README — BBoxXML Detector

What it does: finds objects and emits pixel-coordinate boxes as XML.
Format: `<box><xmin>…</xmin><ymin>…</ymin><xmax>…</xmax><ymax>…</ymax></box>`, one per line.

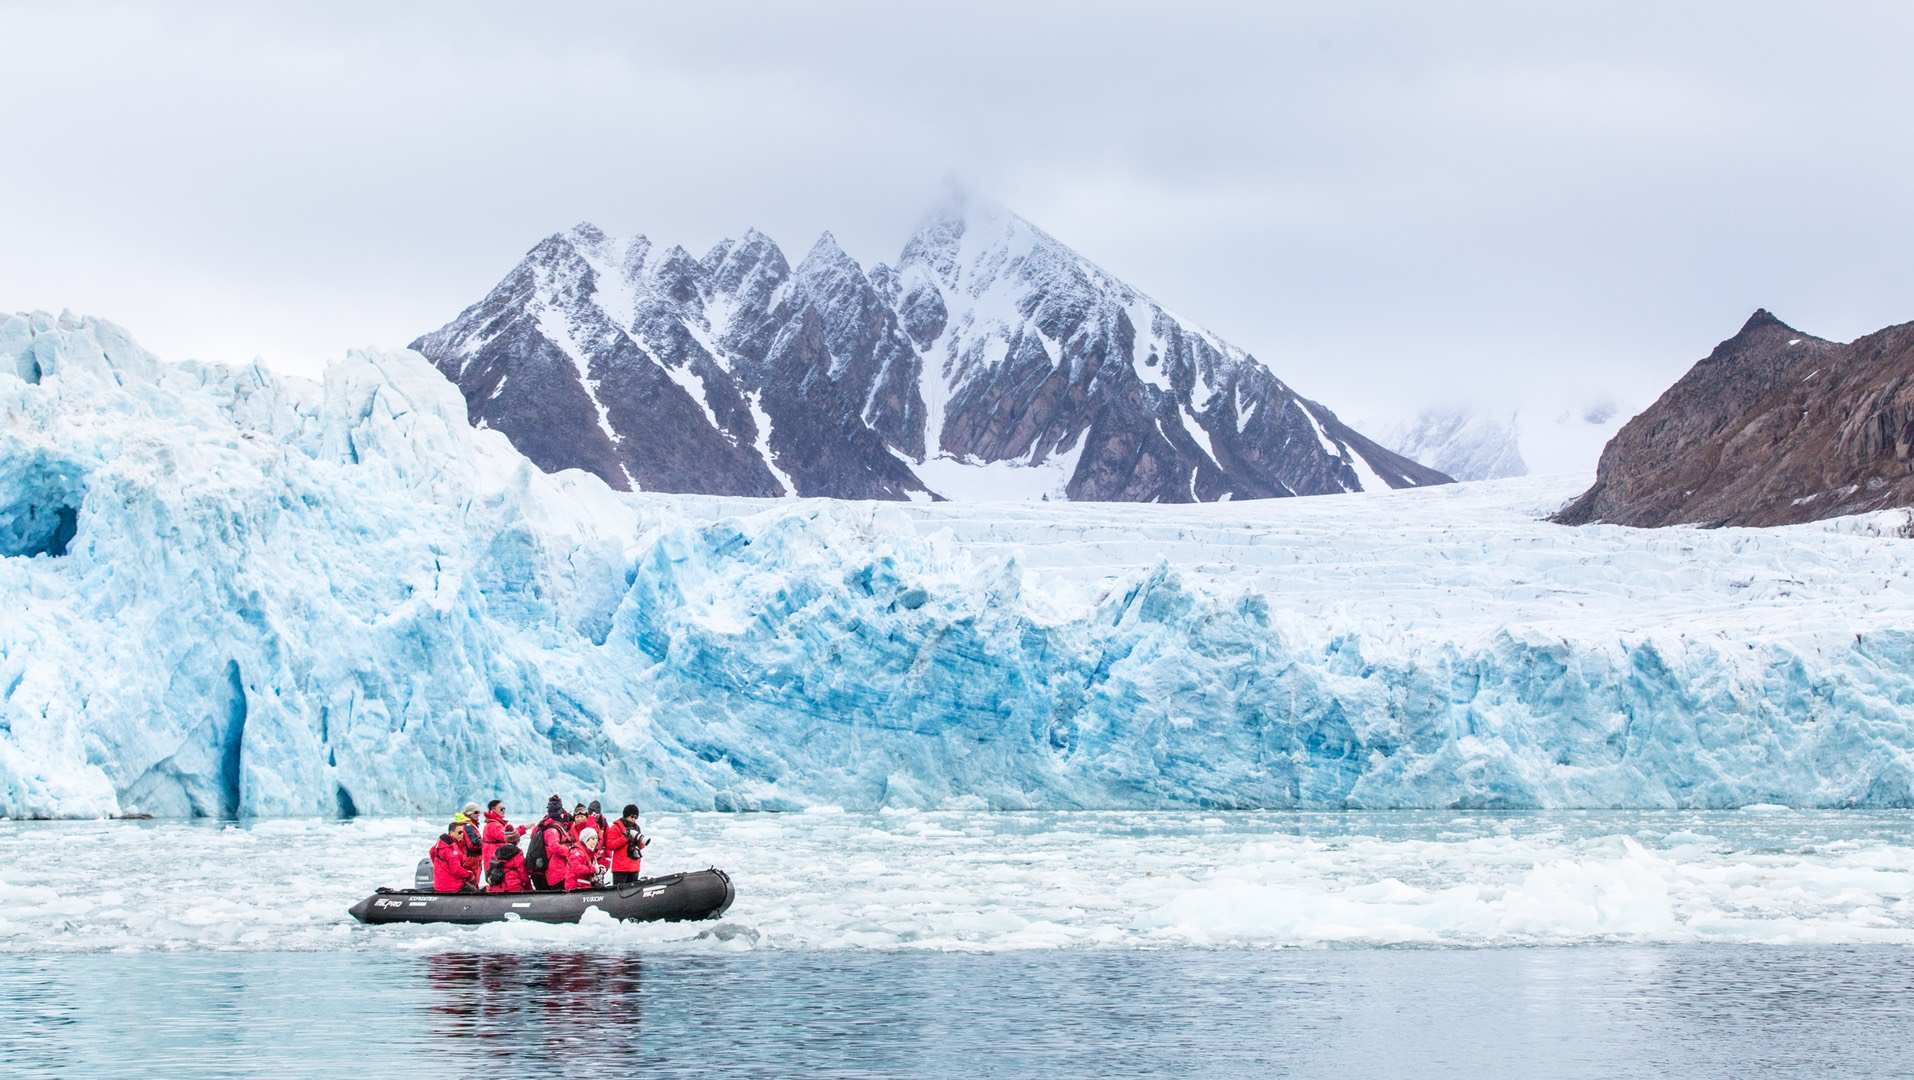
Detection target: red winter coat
<box><xmin>430</xmin><ymin>835</ymin><xmax>475</xmax><ymax>893</ymax></box>
<box><xmin>605</xmin><ymin>818</ymin><xmax>647</xmax><ymax>874</ymax></box>
<box><xmin>569</xmin><ymin>814</ymin><xmax>604</xmax><ymax>865</ymax></box>
<box><xmin>539</xmin><ymin>824</ymin><xmax>572</xmax><ymax>889</ymax></box>
<box><xmin>564</xmin><ymin>841</ymin><xmax>600</xmax><ymax>891</ymax></box>
<box><xmin>486</xmin><ymin>848</ymin><xmax>532</xmax><ymax>893</ymax></box>
<box><xmin>454</xmin><ymin>820</ymin><xmax>484</xmax><ymax>879</ymax></box>
<box><xmin>482</xmin><ymin>810</ymin><xmax>526</xmax><ymax>868</ymax></box>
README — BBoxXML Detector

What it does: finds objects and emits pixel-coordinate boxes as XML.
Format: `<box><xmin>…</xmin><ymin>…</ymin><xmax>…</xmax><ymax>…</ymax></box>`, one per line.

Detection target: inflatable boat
<box><xmin>348</xmin><ymin>869</ymin><xmax>734</xmax><ymax>926</ymax></box>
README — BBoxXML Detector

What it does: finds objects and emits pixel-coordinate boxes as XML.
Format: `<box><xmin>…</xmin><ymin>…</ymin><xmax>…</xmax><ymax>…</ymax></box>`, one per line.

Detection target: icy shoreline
<box><xmin>2</xmin><ymin>311</ymin><xmax>1913</xmax><ymax>817</ymax></box>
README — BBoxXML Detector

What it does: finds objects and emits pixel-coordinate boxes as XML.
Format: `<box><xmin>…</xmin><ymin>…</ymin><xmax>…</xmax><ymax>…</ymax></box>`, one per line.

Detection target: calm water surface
<box><xmin>3</xmin><ymin>946</ymin><xmax>1911</xmax><ymax>1078</ymax></box>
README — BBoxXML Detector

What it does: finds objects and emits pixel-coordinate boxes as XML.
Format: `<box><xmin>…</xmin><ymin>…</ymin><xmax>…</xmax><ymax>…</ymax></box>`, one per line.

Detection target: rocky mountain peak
<box><xmin>645</xmin><ymin>244</ymin><xmax>706</xmax><ymax>305</ymax></box>
<box><xmin>897</xmin><ymin>186</ymin><xmax>1005</xmax><ymax>287</ymax></box>
<box><xmin>1555</xmin><ymin>308</ymin><xmax>1914</xmax><ymax>528</ymax></box>
<box><xmin>562</xmin><ymin>220</ymin><xmax>609</xmax><ymax>249</ymax></box>
<box><xmin>795</xmin><ymin>230</ymin><xmax>863</xmax><ymax>282</ymax></box>
<box><xmin>705</xmin><ymin>229</ymin><xmax>789</xmax><ymax>298</ymax></box>
<box><xmin>413</xmin><ymin>193</ymin><xmax>1450</xmax><ymax>503</ymax></box>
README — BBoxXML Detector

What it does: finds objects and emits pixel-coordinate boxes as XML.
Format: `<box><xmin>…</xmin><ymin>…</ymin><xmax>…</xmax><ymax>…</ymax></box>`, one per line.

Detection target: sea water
<box><xmin>3</xmin><ymin>811</ymin><xmax>1912</xmax><ymax>1077</ymax></box>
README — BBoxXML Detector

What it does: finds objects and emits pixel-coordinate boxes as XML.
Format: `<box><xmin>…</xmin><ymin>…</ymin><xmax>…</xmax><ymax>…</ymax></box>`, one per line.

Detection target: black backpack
<box><xmin>526</xmin><ymin>826</ymin><xmax>549</xmax><ymax>873</ymax></box>
<box><xmin>486</xmin><ymin>857</ymin><xmax>508</xmax><ymax>888</ymax></box>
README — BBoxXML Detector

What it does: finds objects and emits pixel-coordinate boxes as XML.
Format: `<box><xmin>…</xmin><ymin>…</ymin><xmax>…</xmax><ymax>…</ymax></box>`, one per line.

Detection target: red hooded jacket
<box><xmin>568</xmin><ymin>812</ymin><xmax>603</xmax><ymax>842</ymax></box>
<box><xmin>481</xmin><ymin>809</ymin><xmax>526</xmax><ymax>867</ymax></box>
<box><xmin>430</xmin><ymin>835</ymin><xmax>475</xmax><ymax>893</ymax></box>
<box><xmin>486</xmin><ymin>847</ymin><xmax>532</xmax><ymax>893</ymax></box>
<box><xmin>453</xmin><ymin>819</ymin><xmax>484</xmax><ymax>879</ymax></box>
<box><xmin>565</xmin><ymin>839</ymin><xmax>601</xmax><ymax>891</ymax></box>
<box><xmin>538</xmin><ymin>824</ymin><xmax>572</xmax><ymax>889</ymax></box>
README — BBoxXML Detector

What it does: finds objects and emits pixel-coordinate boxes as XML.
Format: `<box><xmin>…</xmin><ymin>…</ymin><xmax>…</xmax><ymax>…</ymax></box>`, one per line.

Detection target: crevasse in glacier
<box><xmin>1</xmin><ymin>310</ymin><xmax>1911</xmax><ymax>817</ymax></box>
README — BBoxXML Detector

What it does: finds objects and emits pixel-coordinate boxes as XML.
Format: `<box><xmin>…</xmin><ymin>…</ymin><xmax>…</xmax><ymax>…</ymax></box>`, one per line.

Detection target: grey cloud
<box><xmin>2</xmin><ymin>0</ymin><xmax>1909</xmax><ymax>424</ymax></box>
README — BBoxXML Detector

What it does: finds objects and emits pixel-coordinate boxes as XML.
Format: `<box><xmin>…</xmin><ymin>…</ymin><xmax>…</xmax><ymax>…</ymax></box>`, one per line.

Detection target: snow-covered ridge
<box><xmin>3</xmin><ymin>311</ymin><xmax>1913</xmax><ymax>817</ymax></box>
<box><xmin>1375</xmin><ymin>400</ymin><xmax>1637</xmax><ymax>481</ymax></box>
<box><xmin>414</xmin><ymin>189</ymin><xmax>1448</xmax><ymax>503</ymax></box>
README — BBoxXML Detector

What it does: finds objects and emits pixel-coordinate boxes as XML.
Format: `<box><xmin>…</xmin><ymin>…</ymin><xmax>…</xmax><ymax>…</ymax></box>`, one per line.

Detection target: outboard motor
<box><xmin>414</xmin><ymin>857</ymin><xmax>433</xmax><ymax>891</ymax></box>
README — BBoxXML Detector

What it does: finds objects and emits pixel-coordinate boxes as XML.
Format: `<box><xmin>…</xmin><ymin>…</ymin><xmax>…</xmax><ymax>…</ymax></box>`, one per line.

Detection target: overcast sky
<box><xmin>4</xmin><ymin>1</ymin><xmax>1911</xmax><ymax>422</ymax></box>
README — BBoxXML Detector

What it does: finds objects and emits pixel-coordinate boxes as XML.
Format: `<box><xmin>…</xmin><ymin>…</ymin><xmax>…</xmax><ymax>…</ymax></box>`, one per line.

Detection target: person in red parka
<box><xmin>430</xmin><ymin>831</ymin><xmax>477</xmax><ymax>893</ymax></box>
<box><xmin>526</xmin><ymin>795</ymin><xmax>572</xmax><ymax>891</ymax></box>
<box><xmin>453</xmin><ymin>804</ymin><xmax>484</xmax><ymax>880</ymax></box>
<box><xmin>580</xmin><ymin>801</ymin><xmax>611</xmax><ymax>872</ymax></box>
<box><xmin>533</xmin><ymin>794</ymin><xmax>565</xmax><ymax>836</ymax></box>
<box><xmin>537</xmin><ymin>815</ymin><xmax>573</xmax><ymax>892</ymax></box>
<box><xmin>604</xmin><ymin>804</ymin><xmax>649</xmax><ymax>886</ymax></box>
<box><xmin>481</xmin><ymin>799</ymin><xmax>527</xmax><ymax>868</ymax></box>
<box><xmin>485</xmin><ymin>836</ymin><xmax>532</xmax><ymax>893</ymax></box>
<box><xmin>565</xmin><ymin>828</ymin><xmax>603</xmax><ymax>891</ymax></box>
<box><xmin>530</xmin><ymin>796</ymin><xmax>561</xmax><ymax>842</ymax></box>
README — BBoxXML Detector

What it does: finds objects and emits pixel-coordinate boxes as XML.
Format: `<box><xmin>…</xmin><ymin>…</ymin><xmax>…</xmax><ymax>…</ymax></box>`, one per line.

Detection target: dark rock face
<box><xmin>1556</xmin><ymin>310</ymin><xmax>1914</xmax><ymax>527</ymax></box>
<box><xmin>413</xmin><ymin>193</ymin><xmax>1449</xmax><ymax>501</ymax></box>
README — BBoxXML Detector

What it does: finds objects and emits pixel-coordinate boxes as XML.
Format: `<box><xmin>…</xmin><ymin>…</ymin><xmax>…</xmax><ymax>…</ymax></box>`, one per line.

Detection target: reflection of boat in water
<box><xmin>424</xmin><ymin>951</ymin><xmax>648</xmax><ymax>1058</ymax></box>
<box><xmin>349</xmin><ymin>869</ymin><xmax>734</xmax><ymax>925</ymax></box>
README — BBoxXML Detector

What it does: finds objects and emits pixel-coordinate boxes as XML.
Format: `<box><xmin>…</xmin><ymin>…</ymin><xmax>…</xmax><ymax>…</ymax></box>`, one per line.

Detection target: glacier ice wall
<box><xmin>1</xmin><ymin>311</ymin><xmax>1912</xmax><ymax>816</ymax></box>
<box><xmin>615</xmin><ymin>516</ymin><xmax>1914</xmax><ymax>811</ymax></box>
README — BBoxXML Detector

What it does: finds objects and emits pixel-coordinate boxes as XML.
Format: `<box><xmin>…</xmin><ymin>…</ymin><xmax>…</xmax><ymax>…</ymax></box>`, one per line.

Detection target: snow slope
<box><xmin>3</xmin><ymin>312</ymin><xmax>1913</xmax><ymax>817</ymax></box>
<box><xmin>1378</xmin><ymin>399</ymin><xmax>1636</xmax><ymax>481</ymax></box>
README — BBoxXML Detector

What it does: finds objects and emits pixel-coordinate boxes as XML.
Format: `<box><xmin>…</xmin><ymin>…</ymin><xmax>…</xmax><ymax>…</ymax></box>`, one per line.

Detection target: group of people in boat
<box><xmin>428</xmin><ymin>795</ymin><xmax>650</xmax><ymax>894</ymax></box>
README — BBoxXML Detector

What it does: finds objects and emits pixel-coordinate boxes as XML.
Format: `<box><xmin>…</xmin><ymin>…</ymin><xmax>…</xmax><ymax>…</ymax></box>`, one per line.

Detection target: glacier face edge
<box><xmin>2</xmin><ymin>311</ymin><xmax>1912</xmax><ymax>817</ymax></box>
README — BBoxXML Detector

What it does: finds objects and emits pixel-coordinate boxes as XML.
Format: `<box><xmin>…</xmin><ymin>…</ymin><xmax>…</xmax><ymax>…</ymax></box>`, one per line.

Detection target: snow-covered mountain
<box><xmin>1378</xmin><ymin>399</ymin><xmax>1633</xmax><ymax>481</ymax></box>
<box><xmin>1379</xmin><ymin>408</ymin><xmax>1527</xmax><ymax>481</ymax></box>
<box><xmin>6</xmin><ymin>311</ymin><xmax>1914</xmax><ymax>817</ymax></box>
<box><xmin>414</xmin><ymin>191</ymin><xmax>1449</xmax><ymax>502</ymax></box>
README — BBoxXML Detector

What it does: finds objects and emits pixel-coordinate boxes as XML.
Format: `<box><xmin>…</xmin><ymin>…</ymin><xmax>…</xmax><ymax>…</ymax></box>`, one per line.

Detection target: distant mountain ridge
<box><xmin>1380</xmin><ymin>408</ymin><xmax>1527</xmax><ymax>481</ymax></box>
<box><xmin>413</xmin><ymin>190</ymin><xmax>1449</xmax><ymax>502</ymax></box>
<box><xmin>1557</xmin><ymin>309</ymin><xmax>1914</xmax><ymax>527</ymax></box>
<box><xmin>1378</xmin><ymin>399</ymin><xmax>1633</xmax><ymax>482</ymax></box>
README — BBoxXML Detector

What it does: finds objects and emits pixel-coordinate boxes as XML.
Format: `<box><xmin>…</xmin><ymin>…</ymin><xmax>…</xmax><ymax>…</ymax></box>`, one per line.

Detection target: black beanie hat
<box><xmin>546</xmin><ymin>795</ymin><xmax>563</xmax><ymax>815</ymax></box>
<box><xmin>623</xmin><ymin>804</ymin><xmax>640</xmax><ymax>818</ymax></box>
<box><xmin>588</xmin><ymin>800</ymin><xmax>601</xmax><ymax>813</ymax></box>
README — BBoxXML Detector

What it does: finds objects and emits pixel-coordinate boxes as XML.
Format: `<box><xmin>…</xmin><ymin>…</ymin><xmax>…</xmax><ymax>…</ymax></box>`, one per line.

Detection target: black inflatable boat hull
<box><xmin>348</xmin><ymin>869</ymin><xmax>734</xmax><ymax>926</ymax></box>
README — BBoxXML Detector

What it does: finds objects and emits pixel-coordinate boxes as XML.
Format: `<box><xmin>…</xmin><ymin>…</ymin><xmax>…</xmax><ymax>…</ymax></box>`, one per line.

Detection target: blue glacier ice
<box><xmin>1</xmin><ymin>310</ymin><xmax>1912</xmax><ymax>817</ymax></box>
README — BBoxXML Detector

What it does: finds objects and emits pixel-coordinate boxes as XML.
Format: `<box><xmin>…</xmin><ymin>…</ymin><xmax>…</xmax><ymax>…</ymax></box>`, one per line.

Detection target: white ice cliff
<box><xmin>2</xmin><ymin>312</ymin><xmax>1913</xmax><ymax>817</ymax></box>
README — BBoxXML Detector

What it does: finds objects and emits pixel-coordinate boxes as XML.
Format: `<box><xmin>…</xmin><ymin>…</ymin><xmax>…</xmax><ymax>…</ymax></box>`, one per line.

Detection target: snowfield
<box><xmin>2</xmin><ymin>311</ymin><xmax>1913</xmax><ymax>817</ymax></box>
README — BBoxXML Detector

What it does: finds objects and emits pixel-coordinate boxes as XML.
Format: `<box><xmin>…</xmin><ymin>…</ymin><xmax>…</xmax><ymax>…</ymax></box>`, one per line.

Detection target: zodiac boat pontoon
<box><xmin>348</xmin><ymin>869</ymin><xmax>734</xmax><ymax>926</ymax></box>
